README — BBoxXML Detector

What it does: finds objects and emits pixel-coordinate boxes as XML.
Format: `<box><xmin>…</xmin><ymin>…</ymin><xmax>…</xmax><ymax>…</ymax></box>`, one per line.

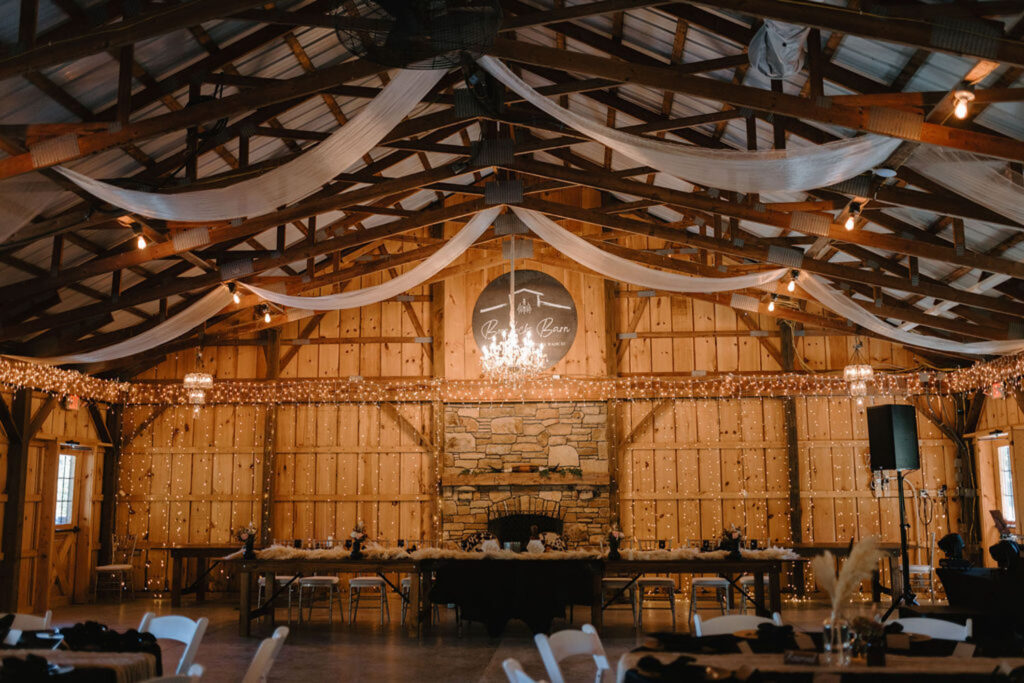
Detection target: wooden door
<box><xmin>47</xmin><ymin>447</ymin><xmax>88</xmax><ymax>606</ymax></box>
<box><xmin>975</xmin><ymin>436</ymin><xmax>1013</xmax><ymax>567</ymax></box>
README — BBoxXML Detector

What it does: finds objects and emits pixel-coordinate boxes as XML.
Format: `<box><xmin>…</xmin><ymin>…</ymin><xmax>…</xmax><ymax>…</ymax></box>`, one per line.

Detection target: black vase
<box><xmin>242</xmin><ymin>535</ymin><xmax>256</xmax><ymax>559</ymax></box>
<box><xmin>608</xmin><ymin>537</ymin><xmax>621</xmax><ymax>561</ymax></box>
<box><xmin>866</xmin><ymin>639</ymin><xmax>886</xmax><ymax>667</ymax></box>
<box><xmin>351</xmin><ymin>538</ymin><xmax>363</xmax><ymax>560</ymax></box>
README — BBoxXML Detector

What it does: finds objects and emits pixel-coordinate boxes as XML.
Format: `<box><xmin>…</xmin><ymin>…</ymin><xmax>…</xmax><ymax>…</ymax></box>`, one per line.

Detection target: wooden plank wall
<box><xmin>114</xmin><ymin>188</ymin><xmax>964</xmax><ymax>594</ymax></box>
<box><xmin>0</xmin><ymin>389</ymin><xmax>106</xmax><ymax>613</ymax></box>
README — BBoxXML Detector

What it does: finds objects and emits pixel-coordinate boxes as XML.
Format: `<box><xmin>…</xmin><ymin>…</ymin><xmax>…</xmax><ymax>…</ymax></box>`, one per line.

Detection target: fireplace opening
<box><xmin>487</xmin><ymin>496</ymin><xmax>565</xmax><ymax>548</ymax></box>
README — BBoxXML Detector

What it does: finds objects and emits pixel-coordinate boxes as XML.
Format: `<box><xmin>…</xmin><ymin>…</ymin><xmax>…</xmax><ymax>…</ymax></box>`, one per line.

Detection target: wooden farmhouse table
<box><xmin>224</xmin><ymin>554</ymin><xmax>797</xmax><ymax>637</ymax></box>
<box><xmin>168</xmin><ymin>545</ymin><xmax>241</xmax><ymax>607</ymax></box>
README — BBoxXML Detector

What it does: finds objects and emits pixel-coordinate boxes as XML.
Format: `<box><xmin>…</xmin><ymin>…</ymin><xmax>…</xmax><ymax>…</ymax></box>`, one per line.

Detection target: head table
<box><xmin>220</xmin><ymin>546</ymin><xmax>801</xmax><ymax>637</ymax></box>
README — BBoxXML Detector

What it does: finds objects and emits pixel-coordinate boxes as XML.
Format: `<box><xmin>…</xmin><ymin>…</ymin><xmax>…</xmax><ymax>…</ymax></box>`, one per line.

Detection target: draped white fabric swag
<box><xmin>242</xmin><ymin>207</ymin><xmax>502</xmax><ymax>309</ymax></box>
<box><xmin>0</xmin><ymin>173</ymin><xmax>65</xmax><ymax>244</ymax></box>
<box><xmin>55</xmin><ymin>69</ymin><xmax>444</xmax><ymax>222</ymax></box>
<box><xmin>35</xmin><ymin>286</ymin><xmax>235</xmax><ymax>365</ymax></box>
<box><xmin>800</xmin><ymin>274</ymin><xmax>1024</xmax><ymax>356</ymax></box>
<box><xmin>748</xmin><ymin>20</ymin><xmax>809</xmax><ymax>79</ymax></box>
<box><xmin>908</xmin><ymin>147</ymin><xmax>1024</xmax><ymax>227</ymax></box>
<box><xmin>479</xmin><ymin>57</ymin><xmax>903</xmax><ymax>194</ymax></box>
<box><xmin>512</xmin><ymin>207</ymin><xmax>788</xmax><ymax>292</ymax></box>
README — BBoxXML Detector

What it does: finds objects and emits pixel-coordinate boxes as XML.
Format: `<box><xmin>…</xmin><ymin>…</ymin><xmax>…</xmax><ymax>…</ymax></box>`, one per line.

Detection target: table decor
<box><xmin>235</xmin><ymin>522</ymin><xmax>257</xmax><ymax>559</ymax></box>
<box><xmin>350</xmin><ymin>521</ymin><xmax>368</xmax><ymax>560</ymax></box>
<box><xmin>607</xmin><ymin>524</ymin><xmax>625</xmax><ymax>560</ymax></box>
<box><xmin>718</xmin><ymin>524</ymin><xmax>744</xmax><ymax>560</ymax></box>
<box><xmin>851</xmin><ymin>615</ymin><xmax>886</xmax><ymax>666</ymax></box>
<box><xmin>811</xmin><ymin>536</ymin><xmax>883</xmax><ymax>666</ymax></box>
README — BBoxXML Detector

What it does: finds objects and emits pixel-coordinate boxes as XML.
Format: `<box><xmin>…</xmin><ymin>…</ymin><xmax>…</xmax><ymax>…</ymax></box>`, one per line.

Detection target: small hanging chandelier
<box><xmin>183</xmin><ymin>347</ymin><xmax>213</xmax><ymax>408</ymax></box>
<box><xmin>844</xmin><ymin>338</ymin><xmax>873</xmax><ymax>398</ymax></box>
<box><xmin>480</xmin><ymin>235</ymin><xmax>546</xmax><ymax>385</ymax></box>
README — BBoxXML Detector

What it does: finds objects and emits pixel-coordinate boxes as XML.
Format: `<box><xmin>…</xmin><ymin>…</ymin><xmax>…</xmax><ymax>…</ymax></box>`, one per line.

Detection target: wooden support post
<box><xmin>0</xmin><ymin>389</ymin><xmax>34</xmax><ymax>611</ymax></box>
<box><xmin>806</xmin><ymin>29</ymin><xmax>823</xmax><ymax>100</ymax></box>
<box><xmin>258</xmin><ymin>329</ymin><xmax>281</xmax><ymax>546</ymax></box>
<box><xmin>185</xmin><ymin>81</ymin><xmax>200</xmax><ymax>183</ymax></box>
<box><xmin>18</xmin><ymin>0</ymin><xmax>37</xmax><ymax>51</ymax></box>
<box><xmin>238</xmin><ymin>133</ymin><xmax>250</xmax><ymax>169</ymax></box>
<box><xmin>771</xmin><ymin>79</ymin><xmax>786</xmax><ymax>150</ymax></box>
<box><xmin>779</xmin><ymin>322</ymin><xmax>802</xmax><ymax>545</ymax></box>
<box><xmin>604</xmin><ymin>279</ymin><xmax>620</xmax><ymax>522</ymax></box>
<box><xmin>94</xmin><ymin>404</ymin><xmax>122</xmax><ymax>565</ymax></box>
<box><xmin>117</xmin><ymin>44</ymin><xmax>134</xmax><ymax>127</ymax></box>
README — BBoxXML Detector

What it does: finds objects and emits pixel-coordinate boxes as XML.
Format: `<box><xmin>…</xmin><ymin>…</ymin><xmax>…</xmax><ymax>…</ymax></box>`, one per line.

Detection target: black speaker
<box><xmin>867</xmin><ymin>404</ymin><xmax>920</xmax><ymax>471</ymax></box>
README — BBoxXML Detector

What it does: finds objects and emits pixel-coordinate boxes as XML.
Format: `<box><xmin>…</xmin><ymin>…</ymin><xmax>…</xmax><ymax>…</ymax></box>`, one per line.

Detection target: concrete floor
<box><xmin>49</xmin><ymin>593</ymin><xmax>889</xmax><ymax>682</ymax></box>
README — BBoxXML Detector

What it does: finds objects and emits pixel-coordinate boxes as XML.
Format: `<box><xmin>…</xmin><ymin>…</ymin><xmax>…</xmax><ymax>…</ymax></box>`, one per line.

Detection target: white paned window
<box><xmin>997</xmin><ymin>445</ymin><xmax>1016</xmax><ymax>524</ymax></box>
<box><xmin>54</xmin><ymin>453</ymin><xmax>76</xmax><ymax>527</ymax></box>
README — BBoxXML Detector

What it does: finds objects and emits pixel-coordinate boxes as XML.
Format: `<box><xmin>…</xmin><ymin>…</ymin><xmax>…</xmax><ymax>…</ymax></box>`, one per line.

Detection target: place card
<box><xmin>794</xmin><ymin>632</ymin><xmax>816</xmax><ymax>651</ymax></box>
<box><xmin>737</xmin><ymin>640</ymin><xmax>753</xmax><ymax>655</ymax></box>
<box><xmin>953</xmin><ymin>642</ymin><xmax>976</xmax><ymax>658</ymax></box>
<box><xmin>783</xmin><ymin>650</ymin><xmax>820</xmax><ymax>665</ymax></box>
<box><xmin>886</xmin><ymin>633</ymin><xmax>911</xmax><ymax>650</ymax></box>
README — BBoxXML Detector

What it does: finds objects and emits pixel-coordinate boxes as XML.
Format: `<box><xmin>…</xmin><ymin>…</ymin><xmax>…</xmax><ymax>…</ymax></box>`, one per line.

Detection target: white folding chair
<box><xmin>140</xmin><ymin>663</ymin><xmax>204</xmax><ymax>682</ymax></box>
<box><xmin>2</xmin><ymin>611</ymin><xmax>52</xmax><ymax>630</ymax></box>
<box><xmin>890</xmin><ymin>617</ymin><xmax>972</xmax><ymax>641</ymax></box>
<box><xmin>534</xmin><ymin>624</ymin><xmax>609</xmax><ymax>683</ymax></box>
<box><xmin>503</xmin><ymin>657</ymin><xmax>543</xmax><ymax>683</ymax></box>
<box><xmin>138</xmin><ymin>613</ymin><xmax>209</xmax><ymax>675</ymax></box>
<box><xmin>692</xmin><ymin>612</ymin><xmax>782</xmax><ymax>637</ymax></box>
<box><xmin>241</xmin><ymin>626</ymin><xmax>289</xmax><ymax>683</ymax></box>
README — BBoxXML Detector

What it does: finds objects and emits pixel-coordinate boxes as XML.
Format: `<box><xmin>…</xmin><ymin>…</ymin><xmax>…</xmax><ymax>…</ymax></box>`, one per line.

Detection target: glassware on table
<box><xmin>822</xmin><ymin>615</ymin><xmax>850</xmax><ymax>666</ymax></box>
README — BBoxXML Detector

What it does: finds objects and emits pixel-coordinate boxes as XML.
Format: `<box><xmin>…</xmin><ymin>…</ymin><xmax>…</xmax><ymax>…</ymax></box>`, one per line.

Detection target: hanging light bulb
<box><xmin>844</xmin><ymin>202</ymin><xmax>861</xmax><ymax>231</ymax></box>
<box><xmin>263</xmin><ymin>307</ymin><xmax>272</xmax><ymax>324</ymax></box>
<box><xmin>953</xmin><ymin>87</ymin><xmax>974</xmax><ymax>120</ymax></box>
<box><xmin>787</xmin><ymin>271</ymin><xmax>798</xmax><ymax>292</ymax></box>
<box><xmin>229</xmin><ymin>284</ymin><xmax>241</xmax><ymax>304</ymax></box>
<box><xmin>768</xmin><ymin>295</ymin><xmax>776</xmax><ymax>312</ymax></box>
<box><xmin>136</xmin><ymin>234</ymin><xmax>146</xmax><ymax>250</ymax></box>
<box><xmin>233</xmin><ymin>291</ymin><xmax>241</xmax><ymax>304</ymax></box>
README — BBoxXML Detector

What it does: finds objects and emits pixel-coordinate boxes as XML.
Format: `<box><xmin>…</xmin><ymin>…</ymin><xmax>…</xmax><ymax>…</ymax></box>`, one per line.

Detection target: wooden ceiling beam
<box><xmin>687</xmin><ymin>0</ymin><xmax>1024</xmax><ymax>67</ymax></box>
<box><xmin>0</xmin><ymin>0</ymin><xmax>271</xmax><ymax>81</ymax></box>
<box><xmin>487</xmin><ymin>38</ymin><xmax>1024</xmax><ymax>160</ymax></box>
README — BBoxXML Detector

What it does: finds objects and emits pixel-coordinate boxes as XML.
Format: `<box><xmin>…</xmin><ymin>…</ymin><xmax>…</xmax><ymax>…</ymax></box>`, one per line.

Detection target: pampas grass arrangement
<box><xmin>811</xmin><ymin>536</ymin><xmax>883</xmax><ymax>614</ymax></box>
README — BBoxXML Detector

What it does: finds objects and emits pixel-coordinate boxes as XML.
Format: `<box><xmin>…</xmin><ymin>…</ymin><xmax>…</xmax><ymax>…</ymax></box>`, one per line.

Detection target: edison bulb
<box><xmin>844</xmin><ymin>215</ymin><xmax>855</xmax><ymax>231</ymax></box>
<box><xmin>768</xmin><ymin>299</ymin><xmax>775</xmax><ymax>312</ymax></box>
<box><xmin>263</xmin><ymin>310</ymin><xmax>271</xmax><ymax>323</ymax></box>
<box><xmin>954</xmin><ymin>98</ymin><xmax>968</xmax><ymax>120</ymax></box>
<box><xmin>136</xmin><ymin>235</ymin><xmax>146</xmax><ymax>249</ymax></box>
<box><xmin>787</xmin><ymin>278</ymin><xmax>796</xmax><ymax>292</ymax></box>
<box><xmin>233</xmin><ymin>291</ymin><xmax>241</xmax><ymax>304</ymax></box>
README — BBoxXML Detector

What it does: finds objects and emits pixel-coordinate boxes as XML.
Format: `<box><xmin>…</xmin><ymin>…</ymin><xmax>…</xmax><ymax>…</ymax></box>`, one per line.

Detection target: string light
<box><xmin>953</xmin><ymin>87</ymin><xmax>975</xmax><ymax>120</ymax></box>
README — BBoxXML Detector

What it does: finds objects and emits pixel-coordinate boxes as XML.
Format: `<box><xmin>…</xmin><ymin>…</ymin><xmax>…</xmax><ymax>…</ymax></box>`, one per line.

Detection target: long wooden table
<box><xmin>168</xmin><ymin>545</ymin><xmax>240</xmax><ymax>607</ymax></box>
<box><xmin>791</xmin><ymin>542</ymin><xmax>902</xmax><ymax>601</ymax></box>
<box><xmin>224</xmin><ymin>554</ymin><xmax>793</xmax><ymax>637</ymax></box>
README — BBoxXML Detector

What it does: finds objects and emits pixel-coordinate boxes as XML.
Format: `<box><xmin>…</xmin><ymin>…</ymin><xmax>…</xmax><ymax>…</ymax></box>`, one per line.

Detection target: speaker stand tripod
<box><xmin>882</xmin><ymin>469</ymin><xmax>918</xmax><ymax>621</ymax></box>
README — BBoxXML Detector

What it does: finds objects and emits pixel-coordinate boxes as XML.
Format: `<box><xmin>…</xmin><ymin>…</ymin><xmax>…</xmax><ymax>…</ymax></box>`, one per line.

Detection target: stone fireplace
<box><xmin>441</xmin><ymin>402</ymin><xmax>611</xmax><ymax>544</ymax></box>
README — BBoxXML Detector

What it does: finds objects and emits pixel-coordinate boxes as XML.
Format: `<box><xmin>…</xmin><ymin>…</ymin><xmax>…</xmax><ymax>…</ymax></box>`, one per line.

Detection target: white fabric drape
<box><xmin>479</xmin><ymin>57</ymin><xmax>903</xmax><ymax>193</ymax></box>
<box><xmin>800</xmin><ymin>273</ymin><xmax>1024</xmax><ymax>356</ymax></box>
<box><xmin>748</xmin><ymin>20</ymin><xmax>809</xmax><ymax>79</ymax></box>
<box><xmin>242</xmin><ymin>207</ymin><xmax>502</xmax><ymax>309</ymax></box>
<box><xmin>0</xmin><ymin>173</ymin><xmax>64</xmax><ymax>243</ymax></box>
<box><xmin>908</xmin><ymin>147</ymin><xmax>1024</xmax><ymax>226</ymax></box>
<box><xmin>512</xmin><ymin>207</ymin><xmax>788</xmax><ymax>292</ymax></box>
<box><xmin>55</xmin><ymin>69</ymin><xmax>444</xmax><ymax>222</ymax></box>
<box><xmin>35</xmin><ymin>286</ymin><xmax>234</xmax><ymax>365</ymax></box>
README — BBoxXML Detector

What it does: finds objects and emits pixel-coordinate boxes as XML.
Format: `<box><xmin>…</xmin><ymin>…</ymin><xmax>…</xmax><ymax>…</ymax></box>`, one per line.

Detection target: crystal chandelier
<box><xmin>481</xmin><ymin>236</ymin><xmax>546</xmax><ymax>384</ymax></box>
<box><xmin>183</xmin><ymin>348</ymin><xmax>213</xmax><ymax>408</ymax></box>
<box><xmin>844</xmin><ymin>339</ymin><xmax>873</xmax><ymax>399</ymax></box>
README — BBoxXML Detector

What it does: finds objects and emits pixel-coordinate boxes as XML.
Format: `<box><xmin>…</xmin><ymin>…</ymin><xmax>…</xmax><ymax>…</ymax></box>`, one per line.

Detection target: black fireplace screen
<box><xmin>487</xmin><ymin>496</ymin><xmax>564</xmax><ymax>547</ymax></box>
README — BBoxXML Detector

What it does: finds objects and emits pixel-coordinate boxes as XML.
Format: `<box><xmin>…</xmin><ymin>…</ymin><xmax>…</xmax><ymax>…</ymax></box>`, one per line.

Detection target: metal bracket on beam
<box><xmin>414</xmin><ymin>337</ymin><xmax>433</xmax><ymax>344</ymax></box>
<box><xmin>637</xmin><ymin>290</ymin><xmax>656</xmax><ymax>298</ymax></box>
<box><xmin>494</xmin><ymin>214</ymin><xmax>529</xmax><ymax>235</ymax></box>
<box><xmin>617</xmin><ymin>332</ymin><xmax>637</xmax><ymax>340</ymax></box>
<box><xmin>485</xmin><ymin>180</ymin><xmax>523</xmax><ymax>205</ymax></box>
<box><xmin>394</xmin><ymin>294</ymin><xmax>415</xmax><ymax>302</ymax></box>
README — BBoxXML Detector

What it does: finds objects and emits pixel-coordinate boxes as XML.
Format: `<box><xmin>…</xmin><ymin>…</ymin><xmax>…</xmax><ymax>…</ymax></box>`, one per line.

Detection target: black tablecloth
<box><xmin>429</xmin><ymin>558</ymin><xmax>599</xmax><ymax>636</ymax></box>
<box><xmin>0</xmin><ymin>622</ymin><xmax>162</xmax><ymax>681</ymax></box>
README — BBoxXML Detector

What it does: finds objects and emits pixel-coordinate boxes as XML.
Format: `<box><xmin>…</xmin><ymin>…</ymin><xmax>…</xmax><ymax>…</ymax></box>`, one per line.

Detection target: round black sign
<box><xmin>472</xmin><ymin>270</ymin><xmax>578</xmax><ymax>369</ymax></box>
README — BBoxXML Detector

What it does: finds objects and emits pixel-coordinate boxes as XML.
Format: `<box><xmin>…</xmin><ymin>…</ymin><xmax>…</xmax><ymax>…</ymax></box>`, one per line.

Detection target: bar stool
<box><xmin>637</xmin><ymin>576</ymin><xmax>676</xmax><ymax>629</ymax></box>
<box><xmin>688</xmin><ymin>577</ymin><xmax>730</xmax><ymax>624</ymax></box>
<box><xmin>349</xmin><ymin>576</ymin><xmax>390</xmax><ymax>625</ymax></box>
<box><xmin>738</xmin><ymin>575</ymin><xmax>768</xmax><ymax>614</ymax></box>
<box><xmin>298</xmin><ymin>576</ymin><xmax>341</xmax><ymax>624</ymax></box>
<box><xmin>601</xmin><ymin>577</ymin><xmax>638</xmax><ymax>627</ymax></box>
<box><xmin>257</xmin><ymin>575</ymin><xmax>299</xmax><ymax>622</ymax></box>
